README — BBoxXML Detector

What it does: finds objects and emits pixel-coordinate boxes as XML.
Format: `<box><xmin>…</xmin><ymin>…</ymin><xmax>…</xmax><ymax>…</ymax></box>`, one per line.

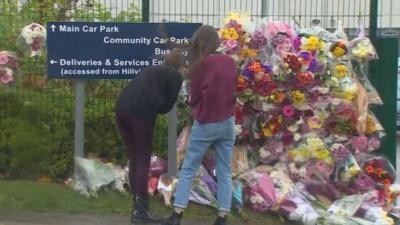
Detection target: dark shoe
<box><xmin>162</xmin><ymin>212</ymin><xmax>182</xmax><ymax>225</ymax></box>
<box><xmin>131</xmin><ymin>196</ymin><xmax>162</xmax><ymax>224</ymax></box>
<box><xmin>131</xmin><ymin>209</ymin><xmax>162</xmax><ymax>224</ymax></box>
<box><xmin>213</xmin><ymin>216</ymin><xmax>227</xmax><ymax>225</ymax></box>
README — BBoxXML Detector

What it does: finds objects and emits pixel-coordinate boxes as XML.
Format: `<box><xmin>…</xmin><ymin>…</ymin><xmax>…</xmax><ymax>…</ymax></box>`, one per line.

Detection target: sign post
<box><xmin>74</xmin><ymin>80</ymin><xmax>85</xmax><ymax>172</ymax></box>
<box><xmin>47</xmin><ymin>22</ymin><xmax>200</xmax><ymax>176</ymax></box>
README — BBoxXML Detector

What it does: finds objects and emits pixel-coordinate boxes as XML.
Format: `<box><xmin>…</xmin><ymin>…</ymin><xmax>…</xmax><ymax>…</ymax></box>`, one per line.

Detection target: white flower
<box><xmin>294</xmin><ymin>133</ymin><xmax>301</xmax><ymax>141</ymax></box>
<box><xmin>25</xmin><ymin>37</ymin><xmax>33</xmax><ymax>44</ymax></box>
<box><xmin>259</xmin><ymin>147</ymin><xmax>271</xmax><ymax>159</ymax></box>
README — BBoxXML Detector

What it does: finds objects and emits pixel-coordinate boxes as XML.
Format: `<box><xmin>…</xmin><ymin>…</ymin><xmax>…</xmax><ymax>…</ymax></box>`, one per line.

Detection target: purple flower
<box><xmin>308</xmin><ymin>59</ymin><xmax>318</xmax><ymax>72</ymax></box>
<box><xmin>331</xmin><ymin>144</ymin><xmax>350</xmax><ymax>163</ymax></box>
<box><xmin>271</xmin><ymin>33</ymin><xmax>289</xmax><ymax>47</ymax></box>
<box><xmin>250</xmin><ymin>30</ymin><xmax>267</xmax><ymax>48</ymax></box>
<box><xmin>293</xmin><ymin>37</ymin><xmax>302</xmax><ymax>51</ymax></box>
<box><xmin>6</xmin><ymin>57</ymin><xmax>18</xmax><ymax>70</ymax></box>
<box><xmin>298</xmin><ymin>51</ymin><xmax>312</xmax><ymax>61</ymax></box>
<box><xmin>351</xmin><ymin>135</ymin><xmax>368</xmax><ymax>153</ymax></box>
<box><xmin>242</xmin><ymin>69</ymin><xmax>254</xmax><ymax>80</ymax></box>
<box><xmin>31</xmin><ymin>37</ymin><xmax>42</xmax><ymax>51</ymax></box>
<box><xmin>262</xmin><ymin>64</ymin><xmax>272</xmax><ymax>73</ymax></box>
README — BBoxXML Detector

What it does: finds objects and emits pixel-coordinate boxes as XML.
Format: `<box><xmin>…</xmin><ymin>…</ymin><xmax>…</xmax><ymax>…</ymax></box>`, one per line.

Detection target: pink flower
<box><xmin>282</xmin><ymin>105</ymin><xmax>295</xmax><ymax>118</ymax></box>
<box><xmin>0</xmin><ymin>74</ymin><xmax>14</xmax><ymax>84</ymax></box>
<box><xmin>225</xmin><ymin>40</ymin><xmax>238</xmax><ymax>49</ymax></box>
<box><xmin>351</xmin><ymin>135</ymin><xmax>368</xmax><ymax>153</ymax></box>
<box><xmin>368</xmin><ymin>138</ymin><xmax>381</xmax><ymax>151</ymax></box>
<box><xmin>0</xmin><ymin>54</ymin><xmax>8</xmax><ymax>65</ymax></box>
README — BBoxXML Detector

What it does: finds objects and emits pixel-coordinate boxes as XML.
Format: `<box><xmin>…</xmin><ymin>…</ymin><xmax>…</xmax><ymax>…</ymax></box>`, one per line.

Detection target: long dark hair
<box><xmin>187</xmin><ymin>25</ymin><xmax>220</xmax><ymax>71</ymax></box>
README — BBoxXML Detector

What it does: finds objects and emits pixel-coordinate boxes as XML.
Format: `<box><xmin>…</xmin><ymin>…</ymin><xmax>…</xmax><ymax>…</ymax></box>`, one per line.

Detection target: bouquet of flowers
<box><xmin>358</xmin><ymin>155</ymin><xmax>396</xmax><ymax>188</ymax></box>
<box><xmin>16</xmin><ymin>23</ymin><xmax>47</xmax><ymax>57</ymax></box>
<box><xmin>0</xmin><ymin>51</ymin><xmax>18</xmax><ymax>86</ymax></box>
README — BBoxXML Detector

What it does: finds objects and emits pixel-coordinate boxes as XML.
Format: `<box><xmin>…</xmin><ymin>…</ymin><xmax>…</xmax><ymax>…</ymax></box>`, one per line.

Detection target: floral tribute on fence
<box><xmin>175</xmin><ymin>13</ymin><xmax>399</xmax><ymax>225</ymax></box>
<box><xmin>0</xmin><ymin>51</ymin><xmax>18</xmax><ymax>86</ymax></box>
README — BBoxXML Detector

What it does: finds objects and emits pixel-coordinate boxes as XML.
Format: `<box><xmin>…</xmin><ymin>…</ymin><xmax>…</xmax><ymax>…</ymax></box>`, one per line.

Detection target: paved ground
<box><xmin>0</xmin><ymin>212</ymin><xmax>212</xmax><ymax>225</ymax></box>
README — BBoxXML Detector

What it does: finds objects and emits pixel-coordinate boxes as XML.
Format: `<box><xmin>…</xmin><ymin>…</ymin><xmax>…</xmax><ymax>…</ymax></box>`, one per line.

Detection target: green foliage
<box><xmin>153</xmin><ymin>115</ymin><xmax>168</xmax><ymax>158</ymax></box>
<box><xmin>0</xmin><ymin>1</ymin><xmax>157</xmax><ymax>180</ymax></box>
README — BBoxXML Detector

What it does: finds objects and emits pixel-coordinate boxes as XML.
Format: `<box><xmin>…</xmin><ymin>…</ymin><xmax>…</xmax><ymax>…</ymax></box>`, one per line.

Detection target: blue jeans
<box><xmin>173</xmin><ymin>117</ymin><xmax>235</xmax><ymax>212</ymax></box>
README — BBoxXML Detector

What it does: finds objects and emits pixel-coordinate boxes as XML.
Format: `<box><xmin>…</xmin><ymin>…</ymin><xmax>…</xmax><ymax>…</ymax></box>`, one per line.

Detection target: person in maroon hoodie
<box><xmin>163</xmin><ymin>25</ymin><xmax>236</xmax><ymax>225</ymax></box>
<box><xmin>115</xmin><ymin>50</ymin><xmax>184</xmax><ymax>224</ymax></box>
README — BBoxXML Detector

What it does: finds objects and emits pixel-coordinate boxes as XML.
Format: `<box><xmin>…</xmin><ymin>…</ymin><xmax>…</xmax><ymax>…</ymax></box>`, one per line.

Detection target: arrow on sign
<box><xmin>51</xmin><ymin>24</ymin><xmax>56</xmax><ymax>32</ymax></box>
<box><xmin>50</xmin><ymin>60</ymin><xmax>58</xmax><ymax>64</ymax></box>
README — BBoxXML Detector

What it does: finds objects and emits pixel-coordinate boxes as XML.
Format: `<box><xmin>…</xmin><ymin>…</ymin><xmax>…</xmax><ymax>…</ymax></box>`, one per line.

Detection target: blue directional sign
<box><xmin>47</xmin><ymin>22</ymin><xmax>201</xmax><ymax>79</ymax></box>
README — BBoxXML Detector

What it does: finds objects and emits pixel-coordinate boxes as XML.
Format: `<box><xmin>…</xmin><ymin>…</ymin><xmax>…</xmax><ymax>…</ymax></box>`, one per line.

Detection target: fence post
<box><xmin>142</xmin><ymin>0</ymin><xmax>150</xmax><ymax>22</ymax></box>
<box><xmin>368</xmin><ymin>0</ymin><xmax>398</xmax><ymax>167</ymax></box>
<box><xmin>261</xmin><ymin>0</ymin><xmax>267</xmax><ymax>18</ymax></box>
<box><xmin>369</xmin><ymin>0</ymin><xmax>378</xmax><ymax>40</ymax></box>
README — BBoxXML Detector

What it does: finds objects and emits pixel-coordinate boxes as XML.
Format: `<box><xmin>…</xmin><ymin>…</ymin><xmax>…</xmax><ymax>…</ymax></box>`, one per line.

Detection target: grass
<box><xmin>0</xmin><ymin>180</ymin><xmax>298</xmax><ymax>225</ymax></box>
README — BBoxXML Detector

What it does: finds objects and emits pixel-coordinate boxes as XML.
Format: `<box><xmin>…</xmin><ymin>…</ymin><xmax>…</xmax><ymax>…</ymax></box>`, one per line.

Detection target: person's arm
<box><xmin>159</xmin><ymin>72</ymin><xmax>183</xmax><ymax>114</ymax></box>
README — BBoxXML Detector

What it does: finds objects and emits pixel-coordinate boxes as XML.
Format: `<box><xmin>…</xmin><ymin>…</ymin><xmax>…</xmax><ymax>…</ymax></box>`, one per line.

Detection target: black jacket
<box><xmin>115</xmin><ymin>65</ymin><xmax>183</xmax><ymax>124</ymax></box>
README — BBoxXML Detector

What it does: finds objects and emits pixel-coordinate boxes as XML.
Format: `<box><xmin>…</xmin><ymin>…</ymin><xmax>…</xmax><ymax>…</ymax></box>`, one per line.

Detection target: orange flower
<box><xmin>296</xmin><ymin>72</ymin><xmax>314</xmax><ymax>85</ymax></box>
<box><xmin>383</xmin><ymin>178</ymin><xmax>393</xmax><ymax>186</ymax></box>
<box><xmin>249</xmin><ymin>61</ymin><xmax>262</xmax><ymax>73</ymax></box>
<box><xmin>365</xmin><ymin>165</ymin><xmax>374</xmax><ymax>174</ymax></box>
<box><xmin>273</xmin><ymin>90</ymin><xmax>286</xmax><ymax>104</ymax></box>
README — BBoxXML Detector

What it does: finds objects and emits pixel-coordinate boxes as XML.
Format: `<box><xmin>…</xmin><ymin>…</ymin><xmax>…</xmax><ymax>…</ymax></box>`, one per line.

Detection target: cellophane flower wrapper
<box><xmin>148</xmin><ymin>176</ymin><xmax>159</xmax><ymax>196</ymax></box>
<box><xmin>356</xmin><ymin>205</ymin><xmax>395</xmax><ymax>225</ymax></box>
<box><xmin>327</xmin><ymin>194</ymin><xmax>364</xmax><ymax>217</ymax></box>
<box><xmin>0</xmin><ymin>51</ymin><xmax>19</xmax><ymax>86</ymax></box>
<box><xmin>239</xmin><ymin>168</ymin><xmax>277</xmax><ymax>211</ymax></box>
<box><xmin>16</xmin><ymin>23</ymin><xmax>46</xmax><ymax>57</ymax></box>
<box><xmin>149</xmin><ymin>156</ymin><xmax>167</xmax><ymax>176</ymax></box>
<box><xmin>277</xmin><ymin>190</ymin><xmax>321</xmax><ymax>225</ymax></box>
<box><xmin>177</xmin><ymin>14</ymin><xmax>398</xmax><ymax>224</ymax></box>
<box><xmin>176</xmin><ymin>125</ymin><xmax>191</xmax><ymax>167</ymax></box>
<box><xmin>265</xmin><ymin>21</ymin><xmax>295</xmax><ymax>57</ymax></box>
<box><xmin>349</xmin><ymin>31</ymin><xmax>378</xmax><ymax>63</ymax></box>
<box><xmin>190</xmin><ymin>166</ymin><xmax>218</xmax><ymax>208</ymax></box>
<box><xmin>356</xmin><ymin>154</ymin><xmax>396</xmax><ymax>188</ymax></box>
<box><xmin>232</xmin><ymin>181</ymin><xmax>244</xmax><ymax>213</ymax></box>
<box><xmin>331</xmin><ymin>143</ymin><xmax>362</xmax><ymax>184</ymax></box>
<box><xmin>352</xmin><ymin>59</ymin><xmax>383</xmax><ymax>105</ymax></box>
<box><xmin>231</xmin><ymin>145</ymin><xmax>250</xmax><ymax>177</ymax></box>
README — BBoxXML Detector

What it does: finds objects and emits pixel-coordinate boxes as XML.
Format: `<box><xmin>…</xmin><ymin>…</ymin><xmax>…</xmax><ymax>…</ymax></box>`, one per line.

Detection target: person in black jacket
<box><xmin>115</xmin><ymin>50</ymin><xmax>184</xmax><ymax>224</ymax></box>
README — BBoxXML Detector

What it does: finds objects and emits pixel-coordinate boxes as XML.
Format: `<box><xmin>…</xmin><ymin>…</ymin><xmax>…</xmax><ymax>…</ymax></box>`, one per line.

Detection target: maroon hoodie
<box><xmin>189</xmin><ymin>53</ymin><xmax>236</xmax><ymax>123</ymax></box>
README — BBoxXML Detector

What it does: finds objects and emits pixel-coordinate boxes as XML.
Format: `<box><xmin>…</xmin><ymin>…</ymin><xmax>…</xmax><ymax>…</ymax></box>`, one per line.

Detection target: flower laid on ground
<box><xmin>173</xmin><ymin>14</ymin><xmax>395</xmax><ymax>225</ymax></box>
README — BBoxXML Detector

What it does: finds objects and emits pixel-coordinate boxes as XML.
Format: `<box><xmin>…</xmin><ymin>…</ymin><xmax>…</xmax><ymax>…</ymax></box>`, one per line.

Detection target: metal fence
<box><xmin>0</xmin><ymin>0</ymin><xmax>397</xmax><ymax>172</ymax></box>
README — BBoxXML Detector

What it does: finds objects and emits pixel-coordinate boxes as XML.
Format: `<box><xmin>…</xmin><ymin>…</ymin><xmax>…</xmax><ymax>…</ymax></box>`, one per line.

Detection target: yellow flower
<box><xmin>366</xmin><ymin>115</ymin><xmax>378</xmax><ymax>134</ymax></box>
<box><xmin>314</xmin><ymin>149</ymin><xmax>330</xmax><ymax>160</ymax></box>
<box><xmin>225</xmin><ymin>12</ymin><xmax>241</xmax><ymax>22</ymax></box>
<box><xmin>349</xmin><ymin>165</ymin><xmax>361</xmax><ymax>176</ymax></box>
<box><xmin>351</xmin><ymin>43</ymin><xmax>370</xmax><ymax>58</ymax></box>
<box><xmin>334</xmin><ymin>64</ymin><xmax>348</xmax><ymax>79</ymax></box>
<box><xmin>307</xmin><ymin>137</ymin><xmax>325</xmax><ymax>150</ymax></box>
<box><xmin>239</xmin><ymin>48</ymin><xmax>257</xmax><ymax>59</ymax></box>
<box><xmin>332</xmin><ymin>47</ymin><xmax>346</xmax><ymax>57</ymax></box>
<box><xmin>342</xmin><ymin>90</ymin><xmax>355</xmax><ymax>101</ymax></box>
<box><xmin>289</xmin><ymin>148</ymin><xmax>310</xmax><ymax>163</ymax></box>
<box><xmin>220</xmin><ymin>28</ymin><xmax>239</xmax><ymax>40</ymax></box>
<box><xmin>291</xmin><ymin>90</ymin><xmax>305</xmax><ymax>106</ymax></box>
<box><xmin>302</xmin><ymin>36</ymin><xmax>323</xmax><ymax>51</ymax></box>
